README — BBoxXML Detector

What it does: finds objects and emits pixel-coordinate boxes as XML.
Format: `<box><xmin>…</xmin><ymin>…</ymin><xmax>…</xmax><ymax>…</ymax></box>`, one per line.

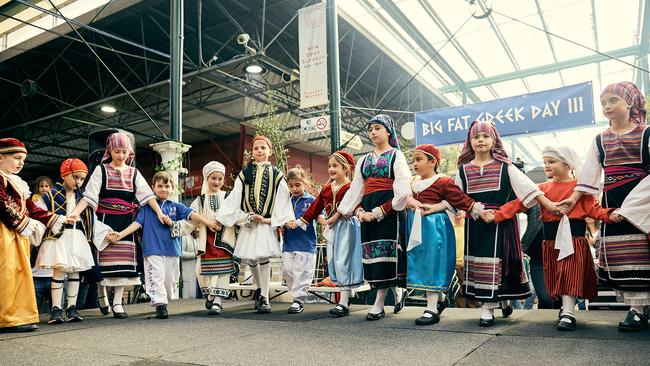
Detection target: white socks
<box><xmin>480</xmin><ymin>305</ymin><xmax>495</xmax><ymax>320</ymax></box>
<box><xmin>112</xmin><ymin>286</ymin><xmax>125</xmax><ymax>313</ymax></box>
<box><xmin>259</xmin><ymin>260</ymin><xmax>271</xmax><ymax>299</ymax></box>
<box><xmin>370</xmin><ymin>288</ymin><xmax>388</xmax><ymax>314</ymax></box>
<box><xmin>98</xmin><ymin>284</ymin><xmax>109</xmax><ymax>308</ymax></box>
<box><xmin>339</xmin><ymin>290</ymin><xmax>350</xmax><ymax>306</ymax></box>
<box><xmin>66</xmin><ymin>272</ymin><xmax>80</xmax><ymax>309</ymax></box>
<box><xmin>422</xmin><ymin>291</ymin><xmax>440</xmax><ymax>318</ymax></box>
<box><xmin>249</xmin><ymin>262</ymin><xmax>261</xmax><ymax>289</ymax></box>
<box><xmin>51</xmin><ymin>270</ymin><xmax>65</xmax><ymax>309</ymax></box>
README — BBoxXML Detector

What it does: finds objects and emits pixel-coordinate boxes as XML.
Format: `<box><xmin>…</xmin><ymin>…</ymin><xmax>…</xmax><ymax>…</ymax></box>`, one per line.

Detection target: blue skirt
<box><xmin>406</xmin><ymin>211</ymin><xmax>456</xmax><ymax>292</ymax></box>
<box><xmin>328</xmin><ymin>217</ymin><xmax>364</xmax><ymax>288</ymax></box>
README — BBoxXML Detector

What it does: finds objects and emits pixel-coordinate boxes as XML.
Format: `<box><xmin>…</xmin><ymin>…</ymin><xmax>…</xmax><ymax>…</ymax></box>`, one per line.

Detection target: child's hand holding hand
<box><xmin>609</xmin><ymin>212</ymin><xmax>624</xmax><ymax>223</ymax></box>
<box><xmin>252</xmin><ymin>214</ymin><xmax>264</xmax><ymax>223</ymax></box>
<box><xmin>66</xmin><ymin>214</ymin><xmax>79</xmax><ymax>224</ymax></box>
<box><xmin>480</xmin><ymin>210</ymin><xmax>495</xmax><ymax>223</ymax></box>
<box><xmin>286</xmin><ymin>221</ymin><xmax>298</xmax><ymax>230</ymax></box>
<box><xmin>106</xmin><ymin>232</ymin><xmax>120</xmax><ymax>244</ymax></box>
<box><xmin>360</xmin><ymin>211</ymin><xmax>375</xmax><ymax>223</ymax></box>
<box><xmin>158</xmin><ymin>213</ymin><xmax>173</xmax><ymax>226</ymax></box>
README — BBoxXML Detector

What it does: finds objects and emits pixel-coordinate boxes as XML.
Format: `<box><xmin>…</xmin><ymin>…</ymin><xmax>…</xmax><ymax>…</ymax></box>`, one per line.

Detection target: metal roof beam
<box><xmin>636</xmin><ymin>0</ymin><xmax>650</xmax><ymax>94</ymax></box>
<box><xmin>439</xmin><ymin>45</ymin><xmax>641</xmax><ymax>93</ymax></box>
<box><xmin>376</xmin><ymin>0</ymin><xmax>480</xmax><ymax>103</ymax></box>
<box><xmin>534</xmin><ymin>0</ymin><xmax>565</xmax><ymax>86</ymax></box>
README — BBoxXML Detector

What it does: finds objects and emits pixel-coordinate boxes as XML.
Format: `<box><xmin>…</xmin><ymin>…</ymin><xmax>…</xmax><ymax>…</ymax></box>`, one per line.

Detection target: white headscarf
<box><xmin>201</xmin><ymin>161</ymin><xmax>226</xmax><ymax>194</ymax></box>
<box><xmin>542</xmin><ymin>145</ymin><xmax>583</xmax><ymax>261</ymax></box>
<box><xmin>542</xmin><ymin>145</ymin><xmax>582</xmax><ymax>178</ymax></box>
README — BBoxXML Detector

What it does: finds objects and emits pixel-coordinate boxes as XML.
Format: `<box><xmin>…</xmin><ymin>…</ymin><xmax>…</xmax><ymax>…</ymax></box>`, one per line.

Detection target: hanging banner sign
<box><xmin>340</xmin><ymin>129</ymin><xmax>362</xmax><ymax>151</ymax></box>
<box><xmin>414</xmin><ymin>82</ymin><xmax>595</xmax><ymax>146</ymax></box>
<box><xmin>300</xmin><ymin>115</ymin><xmax>330</xmax><ymax>134</ymax></box>
<box><xmin>298</xmin><ymin>3</ymin><xmax>329</xmax><ymax>108</ymax></box>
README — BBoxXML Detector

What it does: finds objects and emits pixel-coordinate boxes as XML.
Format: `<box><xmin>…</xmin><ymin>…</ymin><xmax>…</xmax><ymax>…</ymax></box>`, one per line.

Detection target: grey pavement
<box><xmin>1</xmin><ymin>299</ymin><xmax>649</xmax><ymax>365</ymax></box>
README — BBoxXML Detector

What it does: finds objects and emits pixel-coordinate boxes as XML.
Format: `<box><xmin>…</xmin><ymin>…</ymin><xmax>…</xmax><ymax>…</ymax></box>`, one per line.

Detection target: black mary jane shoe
<box><xmin>557</xmin><ymin>314</ymin><xmax>577</xmax><ymax>331</ymax></box>
<box><xmin>366</xmin><ymin>310</ymin><xmax>385</xmax><ymax>321</ymax></box>
<box><xmin>208</xmin><ymin>303</ymin><xmax>223</xmax><ymax>316</ymax></box>
<box><xmin>393</xmin><ymin>288</ymin><xmax>407</xmax><ymax>314</ymax></box>
<box><xmin>156</xmin><ymin>305</ymin><xmax>169</xmax><ymax>319</ymax></box>
<box><xmin>329</xmin><ymin>304</ymin><xmax>350</xmax><ymax>317</ymax></box>
<box><xmin>618</xmin><ymin>310</ymin><xmax>648</xmax><ymax>332</ymax></box>
<box><xmin>479</xmin><ymin>316</ymin><xmax>495</xmax><ymax>327</ymax></box>
<box><xmin>98</xmin><ymin>295</ymin><xmax>110</xmax><ymax>316</ymax></box>
<box><xmin>66</xmin><ymin>305</ymin><xmax>83</xmax><ymax>322</ymax></box>
<box><xmin>204</xmin><ymin>297</ymin><xmax>214</xmax><ymax>310</ymax></box>
<box><xmin>287</xmin><ymin>301</ymin><xmax>304</xmax><ymax>314</ymax></box>
<box><xmin>48</xmin><ymin>306</ymin><xmax>65</xmax><ymax>324</ymax></box>
<box><xmin>0</xmin><ymin>324</ymin><xmax>39</xmax><ymax>333</ymax></box>
<box><xmin>112</xmin><ymin>306</ymin><xmax>128</xmax><ymax>319</ymax></box>
<box><xmin>415</xmin><ymin>310</ymin><xmax>440</xmax><ymax>326</ymax></box>
<box><xmin>437</xmin><ymin>296</ymin><xmax>450</xmax><ymax>316</ymax></box>
<box><xmin>501</xmin><ymin>304</ymin><xmax>513</xmax><ymax>318</ymax></box>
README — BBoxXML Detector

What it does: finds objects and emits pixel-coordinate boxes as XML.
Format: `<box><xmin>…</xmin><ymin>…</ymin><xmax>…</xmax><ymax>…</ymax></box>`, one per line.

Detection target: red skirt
<box><xmin>542</xmin><ymin>237</ymin><xmax>598</xmax><ymax>300</ymax></box>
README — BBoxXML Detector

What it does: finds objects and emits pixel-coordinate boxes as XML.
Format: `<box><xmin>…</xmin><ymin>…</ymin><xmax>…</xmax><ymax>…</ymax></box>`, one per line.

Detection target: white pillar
<box><xmin>151</xmin><ymin>140</ymin><xmax>191</xmax><ymax>202</ymax></box>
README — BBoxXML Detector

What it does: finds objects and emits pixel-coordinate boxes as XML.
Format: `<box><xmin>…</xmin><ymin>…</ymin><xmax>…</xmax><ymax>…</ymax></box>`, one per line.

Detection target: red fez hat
<box><xmin>60</xmin><ymin>158</ymin><xmax>88</xmax><ymax>177</ymax></box>
<box><xmin>252</xmin><ymin>135</ymin><xmax>272</xmax><ymax>150</ymax></box>
<box><xmin>414</xmin><ymin>144</ymin><xmax>441</xmax><ymax>166</ymax></box>
<box><xmin>0</xmin><ymin>138</ymin><xmax>27</xmax><ymax>155</ymax></box>
<box><xmin>332</xmin><ymin>150</ymin><xmax>355</xmax><ymax>170</ymax></box>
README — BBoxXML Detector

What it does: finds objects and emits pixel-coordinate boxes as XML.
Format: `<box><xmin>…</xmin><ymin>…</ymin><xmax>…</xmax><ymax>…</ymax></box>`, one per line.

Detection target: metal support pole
<box><xmin>170</xmin><ymin>0</ymin><xmax>184</xmax><ymax>141</ymax></box>
<box><xmin>327</xmin><ymin>0</ymin><xmax>341</xmax><ymax>153</ymax></box>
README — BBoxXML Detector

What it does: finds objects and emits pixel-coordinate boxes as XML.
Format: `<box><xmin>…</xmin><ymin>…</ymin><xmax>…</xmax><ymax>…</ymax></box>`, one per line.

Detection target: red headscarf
<box><xmin>0</xmin><ymin>138</ymin><xmax>27</xmax><ymax>155</ymax></box>
<box><xmin>413</xmin><ymin>144</ymin><xmax>441</xmax><ymax>171</ymax></box>
<box><xmin>102</xmin><ymin>132</ymin><xmax>135</xmax><ymax>166</ymax></box>
<box><xmin>252</xmin><ymin>135</ymin><xmax>272</xmax><ymax>150</ymax></box>
<box><xmin>60</xmin><ymin>158</ymin><xmax>88</xmax><ymax>178</ymax></box>
<box><xmin>601</xmin><ymin>81</ymin><xmax>647</xmax><ymax>125</ymax></box>
<box><xmin>457</xmin><ymin>120</ymin><xmax>511</xmax><ymax>167</ymax></box>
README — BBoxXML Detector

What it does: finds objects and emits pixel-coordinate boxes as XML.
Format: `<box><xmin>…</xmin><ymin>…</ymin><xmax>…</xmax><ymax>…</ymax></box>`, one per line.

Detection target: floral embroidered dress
<box><xmin>339</xmin><ymin>148</ymin><xmax>411</xmax><ymax>289</ymax></box>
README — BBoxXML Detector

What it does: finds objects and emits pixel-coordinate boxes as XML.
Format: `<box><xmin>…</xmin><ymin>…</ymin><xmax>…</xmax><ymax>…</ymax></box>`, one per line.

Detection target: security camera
<box><xmin>281</xmin><ymin>69</ymin><xmax>299</xmax><ymax>83</ymax></box>
<box><xmin>237</xmin><ymin>33</ymin><xmax>250</xmax><ymax>45</ymax></box>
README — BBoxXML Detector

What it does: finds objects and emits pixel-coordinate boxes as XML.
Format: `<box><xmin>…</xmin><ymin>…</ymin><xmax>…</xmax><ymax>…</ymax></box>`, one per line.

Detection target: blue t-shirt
<box><xmin>135</xmin><ymin>198</ymin><xmax>194</xmax><ymax>257</ymax></box>
<box><xmin>283</xmin><ymin>192</ymin><xmax>317</xmax><ymax>253</ymax></box>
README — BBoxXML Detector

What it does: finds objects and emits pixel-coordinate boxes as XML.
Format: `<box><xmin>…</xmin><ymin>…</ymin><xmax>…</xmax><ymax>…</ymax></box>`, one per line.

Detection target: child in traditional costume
<box><xmin>487</xmin><ymin>146</ymin><xmax>619</xmax><ymax>330</ymax></box>
<box><xmin>558</xmin><ymin>81</ymin><xmax>650</xmax><ymax>331</ymax></box>
<box><xmin>68</xmin><ymin>132</ymin><xmax>171</xmax><ymax>319</ymax></box>
<box><xmin>283</xmin><ymin>166</ymin><xmax>320</xmax><ymax>314</ymax></box>
<box><xmin>31</xmin><ymin>176</ymin><xmax>52</xmax><ymax>204</ymax></box>
<box><xmin>216</xmin><ymin>136</ymin><xmax>295</xmax><ymax>313</ymax></box>
<box><xmin>296</xmin><ymin>151</ymin><xmax>363</xmax><ymax>317</ymax></box>
<box><xmin>338</xmin><ymin>114</ymin><xmax>421</xmax><ymax>321</ymax></box>
<box><xmin>455</xmin><ymin>120</ymin><xmax>558</xmax><ymax>326</ymax></box>
<box><xmin>0</xmin><ymin>138</ymin><xmax>65</xmax><ymax>332</ymax></box>
<box><xmin>35</xmin><ymin>159</ymin><xmax>100</xmax><ymax>324</ymax></box>
<box><xmin>113</xmin><ymin>172</ymin><xmax>216</xmax><ymax>319</ymax></box>
<box><xmin>406</xmin><ymin>144</ymin><xmax>482</xmax><ymax>325</ymax></box>
<box><xmin>191</xmin><ymin>161</ymin><xmax>238</xmax><ymax>315</ymax></box>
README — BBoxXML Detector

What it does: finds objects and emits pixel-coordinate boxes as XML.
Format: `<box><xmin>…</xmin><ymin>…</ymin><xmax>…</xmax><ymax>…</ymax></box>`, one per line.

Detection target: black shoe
<box><xmin>65</xmin><ymin>305</ymin><xmax>83</xmax><ymax>322</ymax></box>
<box><xmin>557</xmin><ymin>314</ymin><xmax>576</xmax><ymax>331</ymax></box>
<box><xmin>479</xmin><ymin>316</ymin><xmax>495</xmax><ymax>327</ymax></box>
<box><xmin>208</xmin><ymin>303</ymin><xmax>222</xmax><ymax>315</ymax></box>
<box><xmin>501</xmin><ymin>304</ymin><xmax>513</xmax><ymax>318</ymax></box>
<box><xmin>393</xmin><ymin>288</ymin><xmax>407</xmax><ymax>314</ymax></box>
<box><xmin>204</xmin><ymin>297</ymin><xmax>213</xmax><ymax>310</ymax></box>
<box><xmin>253</xmin><ymin>288</ymin><xmax>262</xmax><ymax>310</ymax></box>
<box><xmin>48</xmin><ymin>307</ymin><xmax>65</xmax><ymax>324</ymax></box>
<box><xmin>437</xmin><ymin>295</ymin><xmax>450</xmax><ymax>316</ymax></box>
<box><xmin>155</xmin><ymin>305</ymin><xmax>169</xmax><ymax>319</ymax></box>
<box><xmin>366</xmin><ymin>309</ymin><xmax>385</xmax><ymax>321</ymax></box>
<box><xmin>99</xmin><ymin>295</ymin><xmax>110</xmax><ymax>316</ymax></box>
<box><xmin>618</xmin><ymin>310</ymin><xmax>648</xmax><ymax>332</ymax></box>
<box><xmin>257</xmin><ymin>296</ymin><xmax>271</xmax><ymax>314</ymax></box>
<box><xmin>415</xmin><ymin>310</ymin><xmax>440</xmax><ymax>325</ymax></box>
<box><xmin>0</xmin><ymin>324</ymin><xmax>39</xmax><ymax>333</ymax></box>
<box><xmin>287</xmin><ymin>301</ymin><xmax>304</xmax><ymax>314</ymax></box>
<box><xmin>112</xmin><ymin>306</ymin><xmax>128</xmax><ymax>319</ymax></box>
<box><xmin>329</xmin><ymin>304</ymin><xmax>350</xmax><ymax>317</ymax></box>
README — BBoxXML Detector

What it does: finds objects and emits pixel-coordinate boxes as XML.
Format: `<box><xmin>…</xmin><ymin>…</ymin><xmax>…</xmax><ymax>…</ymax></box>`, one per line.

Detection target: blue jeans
<box><xmin>33</xmin><ymin>276</ymin><xmax>52</xmax><ymax>314</ymax></box>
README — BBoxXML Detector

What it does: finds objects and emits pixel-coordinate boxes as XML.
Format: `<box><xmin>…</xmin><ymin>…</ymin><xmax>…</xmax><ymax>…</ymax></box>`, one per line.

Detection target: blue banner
<box><xmin>414</xmin><ymin>82</ymin><xmax>595</xmax><ymax>146</ymax></box>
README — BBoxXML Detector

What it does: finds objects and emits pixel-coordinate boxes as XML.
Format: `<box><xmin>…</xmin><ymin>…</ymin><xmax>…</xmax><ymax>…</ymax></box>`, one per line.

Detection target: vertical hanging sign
<box><xmin>299</xmin><ymin>3</ymin><xmax>329</xmax><ymax>108</ymax></box>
